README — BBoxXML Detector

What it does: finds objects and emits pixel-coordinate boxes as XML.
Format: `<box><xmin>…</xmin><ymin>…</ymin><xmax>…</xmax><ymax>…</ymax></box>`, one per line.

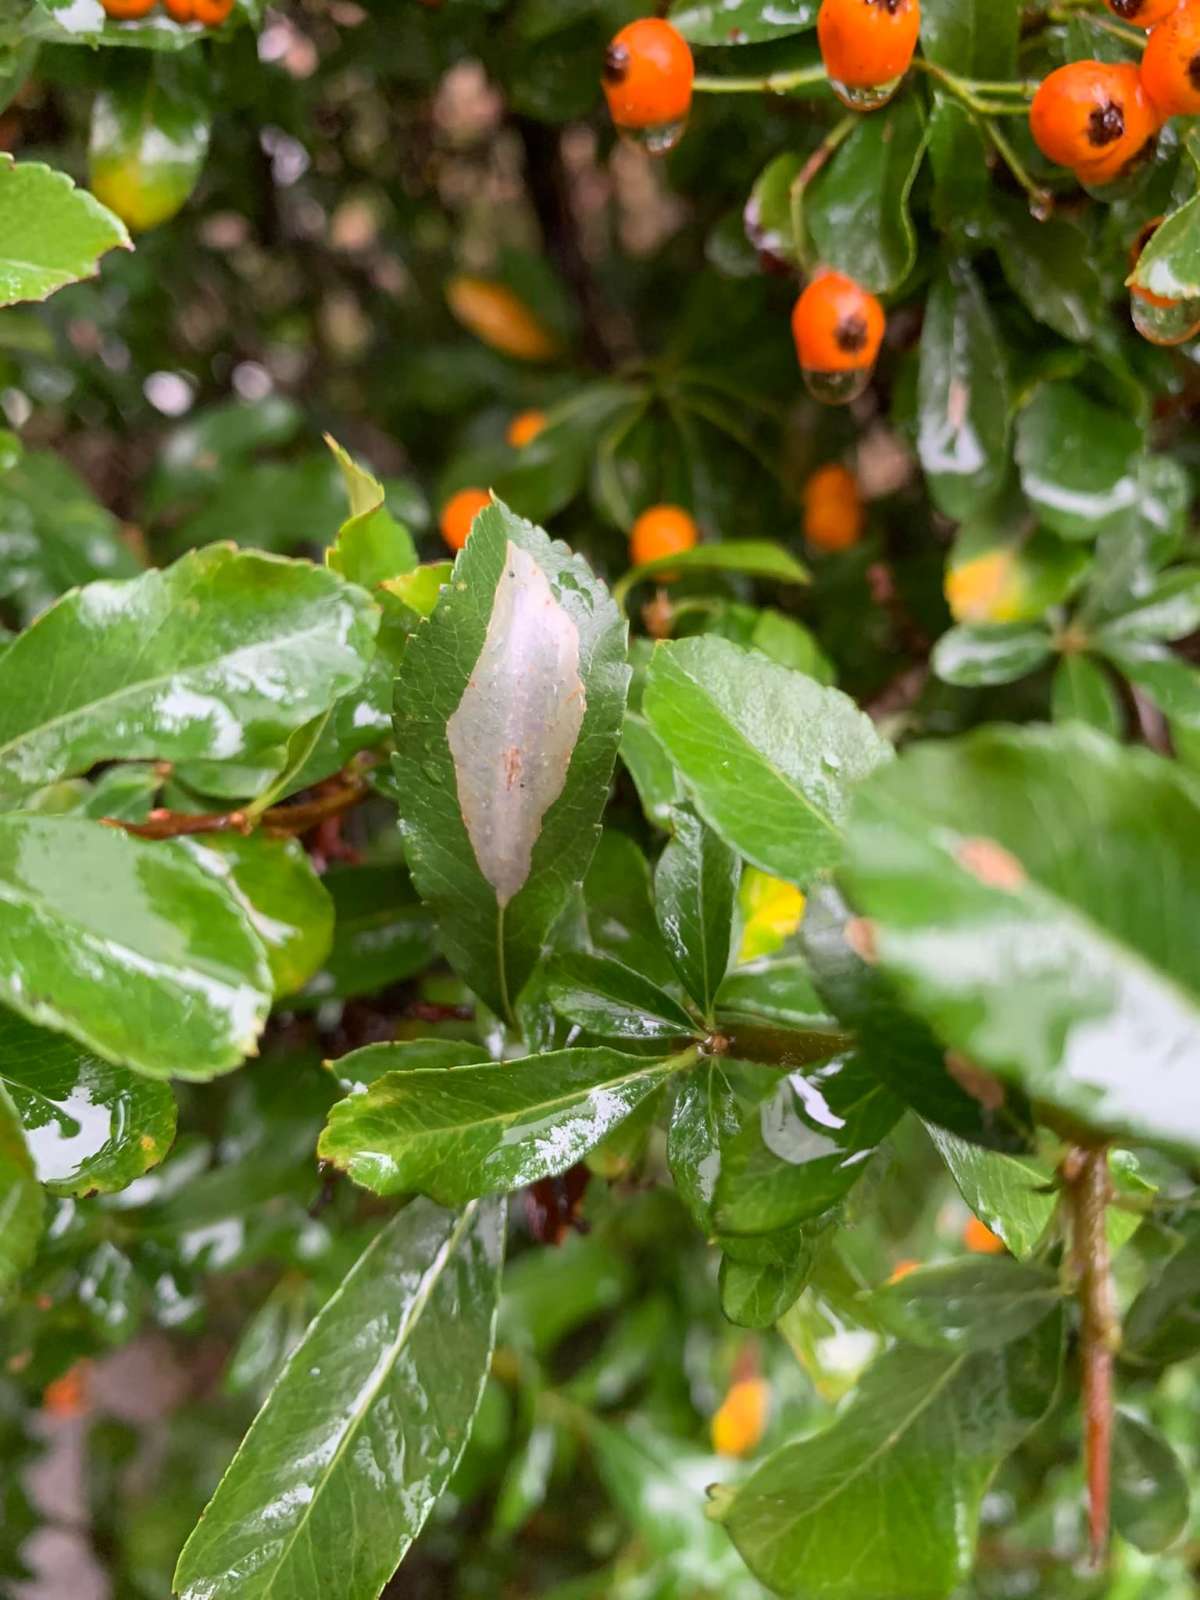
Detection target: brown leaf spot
<box><xmin>844</xmin><ymin>917</ymin><xmax>879</xmax><ymax>964</ymax></box>
<box><xmin>956</xmin><ymin>836</ymin><xmax>1026</xmax><ymax>892</ymax></box>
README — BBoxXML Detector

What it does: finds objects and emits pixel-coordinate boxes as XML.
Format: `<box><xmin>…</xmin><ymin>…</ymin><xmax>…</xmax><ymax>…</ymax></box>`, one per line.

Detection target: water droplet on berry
<box><xmin>827</xmin><ymin>76</ymin><xmax>901</xmax><ymax>112</ymax></box>
<box><xmin>801</xmin><ymin>365</ymin><xmax>873</xmax><ymax>406</ymax></box>
<box><xmin>1130</xmin><ymin>292</ymin><xmax>1200</xmax><ymax>346</ymax></box>
<box><xmin>621</xmin><ymin>117</ymin><xmax>687</xmax><ymax>156</ymax></box>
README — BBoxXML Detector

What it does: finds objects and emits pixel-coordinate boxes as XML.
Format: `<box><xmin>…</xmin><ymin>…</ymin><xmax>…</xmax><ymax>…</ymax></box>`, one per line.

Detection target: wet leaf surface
<box><xmin>0</xmin><ymin>153</ymin><xmax>128</xmax><ymax>305</ymax></box>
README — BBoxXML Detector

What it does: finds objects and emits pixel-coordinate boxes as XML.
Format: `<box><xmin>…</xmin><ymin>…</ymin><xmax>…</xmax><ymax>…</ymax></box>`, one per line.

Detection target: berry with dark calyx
<box><xmin>1106</xmin><ymin>0</ymin><xmax>1179</xmax><ymax>24</ymax></box>
<box><xmin>1141</xmin><ymin>2</ymin><xmax>1200</xmax><ymax>119</ymax></box>
<box><xmin>791</xmin><ymin>270</ymin><xmax>885</xmax><ymax>405</ymax></box>
<box><xmin>602</xmin><ymin>18</ymin><xmax>694</xmax><ymax>155</ymax></box>
<box><xmin>1030</xmin><ymin>61</ymin><xmax>1161</xmax><ymax>185</ymax></box>
<box><xmin>817</xmin><ymin>0</ymin><xmax>921</xmax><ymax>112</ymax></box>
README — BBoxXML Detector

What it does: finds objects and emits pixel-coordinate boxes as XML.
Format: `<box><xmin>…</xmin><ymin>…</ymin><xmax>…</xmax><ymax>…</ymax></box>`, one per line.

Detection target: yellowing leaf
<box><xmin>738</xmin><ymin>868</ymin><xmax>806</xmax><ymax>963</ymax></box>
<box><xmin>944</xmin><ymin>549</ymin><xmax>1023</xmax><ymax>624</ymax></box>
<box><xmin>445</xmin><ymin>276</ymin><xmax>563</xmax><ymax>362</ymax></box>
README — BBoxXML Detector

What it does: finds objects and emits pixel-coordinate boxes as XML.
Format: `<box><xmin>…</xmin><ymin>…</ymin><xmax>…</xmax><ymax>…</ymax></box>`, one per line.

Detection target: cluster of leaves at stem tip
<box><xmin>0</xmin><ymin>1</ymin><xmax>1199</xmax><ymax>1599</ymax></box>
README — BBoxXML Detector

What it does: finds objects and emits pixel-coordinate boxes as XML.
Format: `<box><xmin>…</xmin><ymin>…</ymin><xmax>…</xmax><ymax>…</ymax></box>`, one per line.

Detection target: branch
<box><xmin>104</xmin><ymin>773</ymin><xmax>371</xmax><ymax>842</ymax></box>
<box><xmin>1063</xmin><ymin>1145</ymin><xmax>1118</xmax><ymax>1569</ymax></box>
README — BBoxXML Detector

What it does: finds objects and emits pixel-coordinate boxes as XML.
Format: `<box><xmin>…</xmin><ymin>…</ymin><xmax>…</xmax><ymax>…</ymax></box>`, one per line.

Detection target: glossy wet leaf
<box><xmin>0</xmin><ymin>449</ymin><xmax>141</xmax><ymax>627</ymax></box>
<box><xmin>0</xmin><ymin>1007</ymin><xmax>175</xmax><ymax>1195</ymax></box>
<box><xmin>1111</xmin><ymin>1410</ymin><xmax>1191</xmax><ymax>1553</ymax></box>
<box><xmin>667</xmin><ymin>1059</ymin><xmax>741</xmax><ymax>1232</ymax></box>
<box><xmin>668</xmin><ymin>1</ymin><xmax>816</xmax><ymax>46</ymax></box>
<box><xmin>1096</xmin><ymin>567</ymin><xmax>1200</xmax><ymax>644</ymax></box>
<box><xmin>919</xmin><ymin>0</ymin><xmax>1018</xmax><ymax>77</ymax></box>
<box><xmin>1051</xmin><ymin>654</ymin><xmax>1123</xmax><ymax>737</ymax></box>
<box><xmin>1125</xmin><ymin>1223</ymin><xmax>1200</xmax><ymax>1366</ymax></box>
<box><xmin>547</xmin><ymin>953</ymin><xmax>697</xmax><ymax>1040</ymax></box>
<box><xmin>296</xmin><ymin>863</ymin><xmax>436</xmax><ymax>1007</ymax></box>
<box><xmin>989</xmin><ymin>199</ymin><xmax>1103</xmax><ymax>343</ymax></box>
<box><xmin>807</xmin><ymin>97</ymin><xmax>927</xmax><ymax>295</ymax></box>
<box><xmin>0</xmin><ymin>1082</ymin><xmax>42</xmax><ymax>1296</ymax></box>
<box><xmin>0</xmin><ymin>545</ymin><xmax>378</xmax><ymax>805</ymax></box>
<box><xmin>654</xmin><ymin>807</ymin><xmax>740</xmax><ymax>1017</ymax></box>
<box><xmin>718</xmin><ymin>1314</ymin><xmax>1063</xmax><ymax>1598</ymax></box>
<box><xmin>917</xmin><ymin>263</ymin><xmax>1010</xmax><ymax>521</ymax></box>
<box><xmin>319</xmin><ymin>1046</ymin><xmax>682</xmax><ymax>1205</ymax></box>
<box><xmin>1129</xmin><ymin>191</ymin><xmax>1200</xmax><ymax>304</ymax></box>
<box><xmin>392</xmin><ymin>499</ymin><xmax>628</xmax><ymax>1021</ymax></box>
<box><xmin>174</xmin><ymin>1197</ymin><xmax>504</xmax><ymax>1600</ymax></box>
<box><xmin>620</xmin><ymin>713</ymin><xmax>683</xmax><ymax>829</ymax></box>
<box><xmin>928</xmin><ymin>1129</ymin><xmax>1055</xmax><ymax>1259</ymax></box>
<box><xmin>177</xmin><ymin>834</ymin><xmax>333</xmax><ymax>999</ymax></box>
<box><xmin>1101</xmin><ymin>644</ymin><xmax>1200</xmax><ymax>729</ymax></box>
<box><xmin>720</xmin><ymin>1222</ymin><xmax>826</xmax><ymax>1328</ymax></box>
<box><xmin>0</xmin><ymin>153</ymin><xmax>128</xmax><ymax>306</ymax></box>
<box><xmin>843</xmin><ymin>726</ymin><xmax>1200</xmax><ymax>1158</ymax></box>
<box><xmin>324</xmin><ymin>436</ymin><xmax>417</xmax><ymax>589</ymax></box>
<box><xmin>1015</xmin><ymin>384</ymin><xmax>1141</xmax><ymax>541</ymax></box>
<box><xmin>714</xmin><ymin>1055</ymin><xmax>901</xmax><ymax>1237</ymax></box>
<box><xmin>932</xmin><ymin>623</ymin><xmax>1053</xmax><ymax>687</ymax></box>
<box><xmin>614</xmin><ymin>541</ymin><xmax>809</xmax><ymax>609</ymax></box>
<box><xmin>867</xmin><ymin>1258</ymin><xmax>1061</xmax><ymax>1352</ymax></box>
<box><xmin>88</xmin><ymin>54</ymin><xmax>210</xmax><ymax>235</ymax></box>
<box><xmin>643</xmin><ymin>636</ymin><xmax>890</xmax><ymax>886</ymax></box>
<box><xmin>0</xmin><ymin>814</ymin><xmax>271</xmax><ymax>1080</ymax></box>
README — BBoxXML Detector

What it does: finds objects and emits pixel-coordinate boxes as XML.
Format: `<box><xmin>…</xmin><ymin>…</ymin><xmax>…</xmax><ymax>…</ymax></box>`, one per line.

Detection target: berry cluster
<box><xmin>101</xmin><ymin>0</ymin><xmax>234</xmax><ymax>23</ymax></box>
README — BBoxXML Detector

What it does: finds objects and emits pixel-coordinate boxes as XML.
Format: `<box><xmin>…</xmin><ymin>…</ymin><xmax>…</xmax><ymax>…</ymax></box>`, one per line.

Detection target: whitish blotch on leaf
<box><xmin>447</xmin><ymin>542</ymin><xmax>586</xmax><ymax>906</ymax></box>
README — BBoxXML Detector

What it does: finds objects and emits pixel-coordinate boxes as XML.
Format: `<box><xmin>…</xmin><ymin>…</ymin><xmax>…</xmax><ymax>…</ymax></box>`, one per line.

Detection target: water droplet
<box><xmin>1028</xmin><ymin>192</ymin><xmax>1055</xmax><ymax>223</ymax></box>
<box><xmin>801</xmin><ymin>365</ymin><xmax>872</xmax><ymax>407</ymax></box>
<box><xmin>827</xmin><ymin>76</ymin><xmax>901</xmax><ymax>113</ymax></box>
<box><xmin>1130</xmin><ymin>292</ymin><xmax>1200</xmax><ymax>346</ymax></box>
<box><xmin>621</xmin><ymin>117</ymin><xmax>687</xmax><ymax>157</ymax></box>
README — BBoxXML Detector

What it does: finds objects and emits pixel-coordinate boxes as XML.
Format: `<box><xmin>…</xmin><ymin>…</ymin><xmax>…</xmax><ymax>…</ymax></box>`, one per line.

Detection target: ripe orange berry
<box><xmin>792</xmin><ymin>270</ymin><xmax>885</xmax><ymax>378</ymax></box>
<box><xmin>711</xmin><ymin>1377</ymin><xmax>770</xmax><ymax>1458</ymax></box>
<box><xmin>440</xmin><ymin>487</ymin><xmax>491</xmax><ymax>552</ymax></box>
<box><xmin>804</xmin><ymin>463</ymin><xmax>864</xmax><ymax>552</ymax></box>
<box><xmin>507</xmin><ymin>409</ymin><xmax>547</xmax><ymax>449</ymax></box>
<box><xmin>1106</xmin><ymin>0</ymin><xmax>1179</xmax><ymax>25</ymax></box>
<box><xmin>817</xmin><ymin>0</ymin><xmax>921</xmax><ymax>103</ymax></box>
<box><xmin>602</xmin><ymin>19</ymin><xmax>694</xmax><ymax>132</ymax></box>
<box><xmin>963</xmin><ymin>1216</ymin><xmax>1006</xmax><ymax>1255</ymax></box>
<box><xmin>629</xmin><ymin>504</ymin><xmax>698</xmax><ymax>568</ymax></box>
<box><xmin>1141</xmin><ymin>3</ymin><xmax>1200</xmax><ymax>118</ymax></box>
<box><xmin>102</xmin><ymin>0</ymin><xmax>158</xmax><ymax>15</ymax></box>
<box><xmin>164</xmin><ymin>0</ymin><xmax>234</xmax><ymax>22</ymax></box>
<box><xmin>1030</xmin><ymin>62</ymin><xmax>1161</xmax><ymax>184</ymax></box>
<box><xmin>445</xmin><ymin>277</ymin><xmax>562</xmax><ymax>363</ymax></box>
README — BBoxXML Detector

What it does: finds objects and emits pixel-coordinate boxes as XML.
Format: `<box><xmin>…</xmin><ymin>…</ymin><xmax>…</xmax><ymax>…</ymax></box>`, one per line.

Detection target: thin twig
<box><xmin>1064</xmin><ymin>1145</ymin><xmax>1118</xmax><ymax>1570</ymax></box>
<box><xmin>104</xmin><ymin>772</ymin><xmax>372</xmax><ymax>842</ymax></box>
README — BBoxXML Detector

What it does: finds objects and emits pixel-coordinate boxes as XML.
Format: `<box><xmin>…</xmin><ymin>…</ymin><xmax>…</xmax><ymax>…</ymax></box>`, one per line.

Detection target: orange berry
<box><xmin>164</xmin><ymin>0</ymin><xmax>234</xmax><ymax>22</ymax></box>
<box><xmin>629</xmin><ymin>504</ymin><xmax>698</xmax><ymax>568</ymax></box>
<box><xmin>1106</xmin><ymin>0</ymin><xmax>1179</xmax><ymax>24</ymax></box>
<box><xmin>1030</xmin><ymin>62</ymin><xmax>1161</xmax><ymax>184</ymax></box>
<box><xmin>817</xmin><ymin>0</ymin><xmax>921</xmax><ymax>95</ymax></box>
<box><xmin>507</xmin><ymin>409</ymin><xmax>547</xmax><ymax>449</ymax></box>
<box><xmin>804</xmin><ymin>463</ymin><xmax>864</xmax><ymax>552</ymax></box>
<box><xmin>602</xmin><ymin>19</ymin><xmax>694</xmax><ymax>131</ymax></box>
<box><xmin>963</xmin><ymin>1216</ymin><xmax>1006</xmax><ymax>1255</ymax></box>
<box><xmin>887</xmin><ymin>1258</ymin><xmax>921</xmax><ymax>1284</ymax></box>
<box><xmin>445</xmin><ymin>277</ymin><xmax>562</xmax><ymax>363</ymax></box>
<box><xmin>440</xmin><ymin>487</ymin><xmax>491</xmax><ymax>552</ymax></box>
<box><xmin>1129</xmin><ymin>216</ymin><xmax>1174</xmax><ymax>307</ymax></box>
<box><xmin>792</xmin><ymin>271</ymin><xmax>885</xmax><ymax>377</ymax></box>
<box><xmin>1141</xmin><ymin>2</ymin><xmax>1200</xmax><ymax>118</ymax></box>
<box><xmin>42</xmin><ymin>1361</ymin><xmax>92</xmax><ymax>1419</ymax></box>
<box><xmin>102</xmin><ymin>0</ymin><xmax>158</xmax><ymax>16</ymax></box>
<box><xmin>711</xmin><ymin>1377</ymin><xmax>770</xmax><ymax>1458</ymax></box>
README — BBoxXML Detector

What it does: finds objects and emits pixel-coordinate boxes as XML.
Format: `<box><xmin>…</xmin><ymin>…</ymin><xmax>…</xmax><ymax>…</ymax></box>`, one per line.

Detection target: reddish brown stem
<box><xmin>105</xmin><ymin>807</ymin><xmax>253</xmax><ymax>840</ymax></box>
<box><xmin>1065</xmin><ymin>1146</ymin><xmax>1118</xmax><ymax>1568</ymax></box>
<box><xmin>103</xmin><ymin>774</ymin><xmax>370</xmax><ymax>843</ymax></box>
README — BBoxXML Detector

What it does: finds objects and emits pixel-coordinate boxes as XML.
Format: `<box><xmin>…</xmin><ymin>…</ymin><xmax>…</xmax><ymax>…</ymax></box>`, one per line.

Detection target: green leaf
<box><xmin>318</xmin><ymin>1046</ymin><xmax>686</xmax><ymax>1205</ymax></box>
<box><xmin>0</xmin><ymin>814</ymin><xmax>271</xmax><ymax>1080</ymax></box>
<box><xmin>654</xmin><ymin>807</ymin><xmax>740</xmax><ymax>1017</ymax></box>
<box><xmin>719</xmin><ymin>1226</ymin><xmax>823</xmax><ymax>1328</ymax></box>
<box><xmin>1129</xmin><ymin>191</ymin><xmax>1200</xmax><ymax>303</ymax></box>
<box><xmin>668</xmin><ymin>1</ymin><xmax>816</xmax><ymax>46</ymax></box>
<box><xmin>383</xmin><ymin>561</ymin><xmax>451</xmax><ymax>620</ymax></box>
<box><xmin>667</xmin><ymin>1059</ymin><xmax>741</xmax><ymax>1232</ymax></box>
<box><xmin>620</xmin><ymin>712</ymin><xmax>684</xmax><ymax>829</ymax></box>
<box><xmin>807</xmin><ymin>96</ymin><xmax>927</xmax><ymax>295</ymax></box>
<box><xmin>1015</xmin><ymin>384</ymin><xmax>1141</xmax><ymax>541</ymax></box>
<box><xmin>802</xmin><ymin>884</ymin><xmax>1033</xmax><ymax>1151</ymax></box>
<box><xmin>917</xmin><ymin>263</ymin><xmax>1010</xmax><ymax>520</ymax></box>
<box><xmin>392</xmin><ymin>500</ymin><xmax>628</xmax><ymax>1021</ymax></box>
<box><xmin>324</xmin><ymin>435</ymin><xmax>418</xmax><ymax>589</ymax></box>
<box><xmin>296</xmin><ymin>863</ymin><xmax>436</xmax><ymax>1008</ymax></box>
<box><xmin>175</xmin><ymin>1197</ymin><xmax>504</xmax><ymax>1600</ymax></box>
<box><xmin>714</xmin><ymin>1055</ymin><xmax>901</xmax><ymax>1237</ymax></box>
<box><xmin>327</xmin><ymin>1038</ymin><xmax>488</xmax><ymax>1094</ymax></box>
<box><xmin>1051</xmin><ymin>654</ymin><xmax>1123</xmax><ymax>737</ymax></box>
<box><xmin>613</xmin><ymin>540</ymin><xmax>809</xmax><ymax>609</ymax></box>
<box><xmin>843</xmin><ymin>726</ymin><xmax>1200</xmax><ymax>1158</ymax></box>
<box><xmin>989</xmin><ymin>198</ymin><xmax>1103</xmax><ymax>343</ymax></box>
<box><xmin>928</xmin><ymin>1128</ymin><xmax>1056</xmax><ymax>1259</ymax></box>
<box><xmin>1111</xmin><ymin>1410</ymin><xmax>1191</xmax><ymax>1554</ymax></box>
<box><xmin>718</xmin><ymin>1315</ymin><xmax>1063</xmax><ymax>1598</ymax></box>
<box><xmin>867</xmin><ymin>1257</ymin><xmax>1062</xmax><ymax>1352</ymax></box>
<box><xmin>1124</xmin><ymin>1223</ymin><xmax>1200</xmax><ymax>1366</ymax></box>
<box><xmin>547</xmin><ymin>953</ymin><xmax>696</xmax><ymax>1040</ymax></box>
<box><xmin>1102</xmin><ymin>645</ymin><xmax>1200</xmax><ymax>729</ymax></box>
<box><xmin>0</xmin><ymin>1081</ymin><xmax>42</xmax><ymax>1297</ymax></box>
<box><xmin>0</xmin><ymin>545</ymin><xmax>378</xmax><ymax>806</ymax></box>
<box><xmin>177</xmin><ymin>834</ymin><xmax>333</xmax><ymax>1000</ymax></box>
<box><xmin>0</xmin><ymin>449</ymin><xmax>141</xmax><ymax>627</ymax></box>
<box><xmin>932</xmin><ymin>623</ymin><xmax>1053</xmax><ymax>687</ymax></box>
<box><xmin>0</xmin><ymin>153</ymin><xmax>128</xmax><ymax>306</ymax></box>
<box><xmin>643</xmin><ymin>636</ymin><xmax>890</xmax><ymax>886</ymax></box>
<box><xmin>493</xmin><ymin>382</ymin><xmax>640</xmax><ymax>525</ymax></box>
<box><xmin>88</xmin><ymin>54</ymin><xmax>210</xmax><ymax>235</ymax></box>
<box><xmin>0</xmin><ymin>1007</ymin><xmax>175</xmax><ymax>1195</ymax></box>
<box><xmin>1095</xmin><ymin>567</ymin><xmax>1200</xmax><ymax>643</ymax></box>
<box><xmin>919</xmin><ymin>0</ymin><xmax>1018</xmax><ymax>76</ymax></box>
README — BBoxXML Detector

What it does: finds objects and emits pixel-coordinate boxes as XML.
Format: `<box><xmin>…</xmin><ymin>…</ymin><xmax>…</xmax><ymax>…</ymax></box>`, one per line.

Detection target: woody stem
<box><xmin>1064</xmin><ymin>1146</ymin><xmax>1118</xmax><ymax>1569</ymax></box>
